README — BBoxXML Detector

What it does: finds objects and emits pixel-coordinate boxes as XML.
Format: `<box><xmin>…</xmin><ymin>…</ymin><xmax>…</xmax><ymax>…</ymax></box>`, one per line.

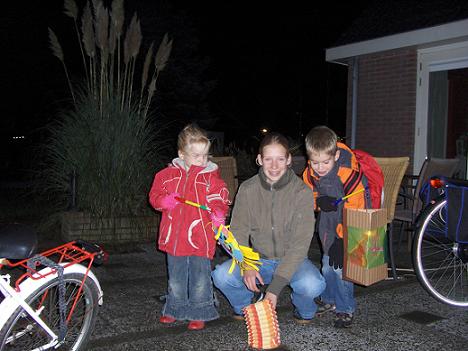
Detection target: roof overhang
<box><xmin>326</xmin><ymin>18</ymin><xmax>468</xmax><ymax>63</ymax></box>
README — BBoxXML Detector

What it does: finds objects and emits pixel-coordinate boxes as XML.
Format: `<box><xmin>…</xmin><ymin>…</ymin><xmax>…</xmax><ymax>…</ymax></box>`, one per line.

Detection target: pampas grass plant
<box><xmin>44</xmin><ymin>0</ymin><xmax>172</xmax><ymax>218</ymax></box>
<box><xmin>44</xmin><ymin>92</ymin><xmax>166</xmax><ymax>217</ymax></box>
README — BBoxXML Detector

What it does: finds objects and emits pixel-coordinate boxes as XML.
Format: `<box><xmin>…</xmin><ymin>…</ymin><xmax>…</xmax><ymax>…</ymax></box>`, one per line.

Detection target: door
<box><xmin>415</xmin><ymin>41</ymin><xmax>468</xmax><ymax>176</ymax></box>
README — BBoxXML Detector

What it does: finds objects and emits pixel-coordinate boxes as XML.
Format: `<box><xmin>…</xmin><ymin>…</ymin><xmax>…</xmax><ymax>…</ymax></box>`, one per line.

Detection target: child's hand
<box><xmin>160</xmin><ymin>193</ymin><xmax>180</xmax><ymax>211</ymax></box>
<box><xmin>316</xmin><ymin>196</ymin><xmax>338</xmax><ymax>212</ymax></box>
<box><xmin>210</xmin><ymin>209</ymin><xmax>225</xmax><ymax>228</ymax></box>
<box><xmin>328</xmin><ymin>237</ymin><xmax>344</xmax><ymax>269</ymax></box>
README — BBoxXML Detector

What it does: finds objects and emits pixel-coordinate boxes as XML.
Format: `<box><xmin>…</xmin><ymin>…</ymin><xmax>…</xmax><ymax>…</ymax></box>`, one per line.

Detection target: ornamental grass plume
<box><xmin>50</xmin><ymin>0</ymin><xmax>171</xmax><ymax>119</ymax></box>
<box><xmin>155</xmin><ymin>33</ymin><xmax>172</xmax><ymax>72</ymax></box>
<box><xmin>64</xmin><ymin>0</ymin><xmax>89</xmax><ymax>85</ymax></box>
<box><xmin>139</xmin><ymin>41</ymin><xmax>154</xmax><ymax>114</ymax></box>
<box><xmin>44</xmin><ymin>0</ymin><xmax>172</xmax><ymax>219</ymax></box>
<box><xmin>48</xmin><ymin>27</ymin><xmax>76</xmax><ymax>106</ymax></box>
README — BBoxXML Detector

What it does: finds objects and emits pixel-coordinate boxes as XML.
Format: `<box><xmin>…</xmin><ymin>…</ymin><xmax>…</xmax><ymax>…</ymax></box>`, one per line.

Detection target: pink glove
<box><xmin>160</xmin><ymin>193</ymin><xmax>180</xmax><ymax>211</ymax></box>
<box><xmin>210</xmin><ymin>209</ymin><xmax>225</xmax><ymax>228</ymax></box>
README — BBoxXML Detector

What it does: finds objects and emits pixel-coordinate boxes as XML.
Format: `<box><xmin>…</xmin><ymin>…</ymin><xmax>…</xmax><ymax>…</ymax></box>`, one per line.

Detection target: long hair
<box><xmin>258</xmin><ymin>132</ymin><xmax>290</xmax><ymax>157</ymax></box>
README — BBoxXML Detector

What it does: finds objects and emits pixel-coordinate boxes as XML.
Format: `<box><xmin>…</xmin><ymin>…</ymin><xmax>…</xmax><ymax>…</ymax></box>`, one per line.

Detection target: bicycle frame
<box><xmin>0</xmin><ymin>275</ymin><xmax>59</xmax><ymax>350</ymax></box>
<box><xmin>0</xmin><ymin>242</ymin><xmax>103</xmax><ymax>350</ymax></box>
<box><xmin>412</xmin><ymin>176</ymin><xmax>468</xmax><ymax>307</ymax></box>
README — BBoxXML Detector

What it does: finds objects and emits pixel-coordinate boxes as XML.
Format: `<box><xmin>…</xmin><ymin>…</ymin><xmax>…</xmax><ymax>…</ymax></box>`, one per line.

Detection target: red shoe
<box><xmin>159</xmin><ymin>315</ymin><xmax>176</xmax><ymax>324</ymax></box>
<box><xmin>187</xmin><ymin>320</ymin><xmax>205</xmax><ymax>330</ymax></box>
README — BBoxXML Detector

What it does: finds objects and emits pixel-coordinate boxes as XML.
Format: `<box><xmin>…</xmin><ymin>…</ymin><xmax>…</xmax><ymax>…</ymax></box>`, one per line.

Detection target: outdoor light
<box><xmin>260</xmin><ymin>128</ymin><xmax>268</xmax><ymax>134</ymax></box>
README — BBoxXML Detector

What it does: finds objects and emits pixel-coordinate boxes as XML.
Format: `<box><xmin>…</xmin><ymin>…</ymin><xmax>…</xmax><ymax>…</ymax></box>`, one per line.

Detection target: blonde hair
<box><xmin>304</xmin><ymin>126</ymin><xmax>338</xmax><ymax>156</ymax></box>
<box><xmin>177</xmin><ymin>124</ymin><xmax>210</xmax><ymax>151</ymax></box>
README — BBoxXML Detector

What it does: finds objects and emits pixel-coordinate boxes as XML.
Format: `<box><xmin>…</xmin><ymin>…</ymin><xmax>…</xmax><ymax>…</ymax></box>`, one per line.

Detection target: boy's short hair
<box><xmin>177</xmin><ymin>124</ymin><xmax>210</xmax><ymax>151</ymax></box>
<box><xmin>305</xmin><ymin>126</ymin><xmax>338</xmax><ymax>156</ymax></box>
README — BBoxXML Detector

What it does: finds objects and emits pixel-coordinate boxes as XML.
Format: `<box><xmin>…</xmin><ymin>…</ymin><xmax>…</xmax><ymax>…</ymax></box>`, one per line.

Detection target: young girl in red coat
<box><xmin>149</xmin><ymin>124</ymin><xmax>230</xmax><ymax>330</ymax></box>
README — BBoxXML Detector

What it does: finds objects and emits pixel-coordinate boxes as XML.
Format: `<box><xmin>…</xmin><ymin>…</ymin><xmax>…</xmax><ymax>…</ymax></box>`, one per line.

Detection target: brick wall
<box><xmin>61</xmin><ymin>211</ymin><xmax>160</xmax><ymax>244</ymax></box>
<box><xmin>346</xmin><ymin>48</ymin><xmax>417</xmax><ymax>169</ymax></box>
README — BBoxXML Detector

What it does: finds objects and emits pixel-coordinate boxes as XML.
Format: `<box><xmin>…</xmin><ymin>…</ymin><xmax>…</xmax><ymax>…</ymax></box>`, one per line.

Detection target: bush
<box><xmin>44</xmin><ymin>93</ymin><xmax>166</xmax><ymax>217</ymax></box>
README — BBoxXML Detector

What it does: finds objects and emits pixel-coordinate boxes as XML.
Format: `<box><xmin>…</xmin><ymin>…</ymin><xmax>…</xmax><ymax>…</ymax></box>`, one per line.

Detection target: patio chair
<box><xmin>394</xmin><ymin>157</ymin><xmax>460</xmax><ymax>251</ymax></box>
<box><xmin>210</xmin><ymin>156</ymin><xmax>239</xmax><ymax>204</ymax></box>
<box><xmin>374</xmin><ymin>157</ymin><xmax>409</xmax><ymax>280</ymax></box>
<box><xmin>210</xmin><ymin>156</ymin><xmax>239</xmax><ymax>260</ymax></box>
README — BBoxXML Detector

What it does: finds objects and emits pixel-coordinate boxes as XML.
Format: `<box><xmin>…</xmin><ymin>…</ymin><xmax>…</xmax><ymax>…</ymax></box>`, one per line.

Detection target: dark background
<box><xmin>1</xmin><ymin>0</ymin><xmax>371</xmax><ymax>175</ymax></box>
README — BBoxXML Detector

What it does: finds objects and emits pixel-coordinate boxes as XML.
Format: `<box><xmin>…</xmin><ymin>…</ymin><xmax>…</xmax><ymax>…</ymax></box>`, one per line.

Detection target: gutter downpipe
<box><xmin>351</xmin><ymin>57</ymin><xmax>358</xmax><ymax>148</ymax></box>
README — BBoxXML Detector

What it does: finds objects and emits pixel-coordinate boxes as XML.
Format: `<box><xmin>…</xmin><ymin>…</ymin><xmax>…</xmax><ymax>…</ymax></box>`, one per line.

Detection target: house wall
<box><xmin>346</xmin><ymin>48</ymin><xmax>417</xmax><ymax>170</ymax></box>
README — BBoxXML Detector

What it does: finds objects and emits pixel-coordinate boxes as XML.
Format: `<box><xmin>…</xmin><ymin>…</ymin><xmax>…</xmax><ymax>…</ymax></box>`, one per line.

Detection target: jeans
<box><xmin>212</xmin><ymin>258</ymin><xmax>325</xmax><ymax>319</ymax></box>
<box><xmin>320</xmin><ymin>255</ymin><xmax>356</xmax><ymax>314</ymax></box>
<box><xmin>162</xmin><ymin>254</ymin><xmax>219</xmax><ymax>321</ymax></box>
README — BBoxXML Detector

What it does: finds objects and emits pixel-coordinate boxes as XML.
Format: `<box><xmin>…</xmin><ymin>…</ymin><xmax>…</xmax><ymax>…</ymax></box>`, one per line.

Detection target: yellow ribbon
<box><xmin>215</xmin><ymin>225</ymin><xmax>261</xmax><ymax>275</ymax></box>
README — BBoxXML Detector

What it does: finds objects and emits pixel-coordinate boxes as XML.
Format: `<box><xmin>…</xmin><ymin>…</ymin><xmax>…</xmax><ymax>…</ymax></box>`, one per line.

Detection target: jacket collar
<box><xmin>259</xmin><ymin>167</ymin><xmax>295</xmax><ymax>191</ymax></box>
<box><xmin>172</xmin><ymin>158</ymin><xmax>218</xmax><ymax>174</ymax></box>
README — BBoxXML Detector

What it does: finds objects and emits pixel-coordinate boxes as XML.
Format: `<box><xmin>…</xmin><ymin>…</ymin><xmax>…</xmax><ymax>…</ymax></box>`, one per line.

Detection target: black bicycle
<box><xmin>412</xmin><ymin>176</ymin><xmax>468</xmax><ymax>307</ymax></box>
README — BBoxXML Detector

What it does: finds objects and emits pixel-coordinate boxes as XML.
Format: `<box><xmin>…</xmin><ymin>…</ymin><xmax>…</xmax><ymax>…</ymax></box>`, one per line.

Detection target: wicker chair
<box><xmin>374</xmin><ymin>157</ymin><xmax>409</xmax><ymax>280</ymax></box>
<box><xmin>210</xmin><ymin>156</ymin><xmax>239</xmax><ymax>203</ymax></box>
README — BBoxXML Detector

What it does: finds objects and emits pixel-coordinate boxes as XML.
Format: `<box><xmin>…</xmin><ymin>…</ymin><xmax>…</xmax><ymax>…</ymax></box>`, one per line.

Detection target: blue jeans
<box><xmin>212</xmin><ymin>258</ymin><xmax>325</xmax><ymax>319</ymax></box>
<box><xmin>162</xmin><ymin>254</ymin><xmax>219</xmax><ymax>321</ymax></box>
<box><xmin>321</xmin><ymin>255</ymin><xmax>356</xmax><ymax>314</ymax></box>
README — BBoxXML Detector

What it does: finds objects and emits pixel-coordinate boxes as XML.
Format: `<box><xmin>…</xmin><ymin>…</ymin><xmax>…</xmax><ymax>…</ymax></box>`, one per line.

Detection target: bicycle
<box><xmin>412</xmin><ymin>176</ymin><xmax>468</xmax><ymax>307</ymax></box>
<box><xmin>0</xmin><ymin>223</ymin><xmax>106</xmax><ymax>350</ymax></box>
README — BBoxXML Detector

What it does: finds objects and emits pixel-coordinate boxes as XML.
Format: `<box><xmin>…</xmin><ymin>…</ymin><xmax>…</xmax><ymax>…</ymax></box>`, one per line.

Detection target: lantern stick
<box><xmin>334</xmin><ymin>188</ymin><xmax>365</xmax><ymax>205</ymax></box>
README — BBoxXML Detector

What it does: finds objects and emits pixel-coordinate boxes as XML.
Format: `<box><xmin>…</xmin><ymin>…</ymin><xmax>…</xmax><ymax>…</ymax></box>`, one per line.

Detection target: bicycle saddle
<box><xmin>0</xmin><ymin>223</ymin><xmax>38</xmax><ymax>260</ymax></box>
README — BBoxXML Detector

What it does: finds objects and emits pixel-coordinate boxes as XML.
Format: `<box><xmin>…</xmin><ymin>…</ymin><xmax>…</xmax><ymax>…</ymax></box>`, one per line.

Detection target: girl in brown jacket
<box><xmin>212</xmin><ymin>132</ymin><xmax>325</xmax><ymax>323</ymax></box>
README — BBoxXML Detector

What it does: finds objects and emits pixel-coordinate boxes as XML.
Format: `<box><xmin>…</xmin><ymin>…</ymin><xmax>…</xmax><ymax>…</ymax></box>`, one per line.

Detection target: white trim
<box><xmin>326</xmin><ymin>19</ymin><xmax>468</xmax><ymax>62</ymax></box>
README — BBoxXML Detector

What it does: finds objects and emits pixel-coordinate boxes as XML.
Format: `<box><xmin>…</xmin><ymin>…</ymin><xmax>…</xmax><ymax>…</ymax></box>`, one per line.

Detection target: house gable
<box><xmin>326</xmin><ymin>1</ymin><xmax>468</xmax><ymax>174</ymax></box>
<box><xmin>327</xmin><ymin>18</ymin><xmax>468</xmax><ymax>62</ymax></box>
<box><xmin>328</xmin><ymin>0</ymin><xmax>468</xmax><ymax>61</ymax></box>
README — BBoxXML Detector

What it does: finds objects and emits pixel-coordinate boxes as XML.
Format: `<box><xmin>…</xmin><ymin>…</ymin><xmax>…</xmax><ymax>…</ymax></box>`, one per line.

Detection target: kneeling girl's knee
<box><xmin>212</xmin><ymin>260</ymin><xmax>237</xmax><ymax>288</ymax></box>
<box><xmin>293</xmin><ymin>273</ymin><xmax>325</xmax><ymax>297</ymax></box>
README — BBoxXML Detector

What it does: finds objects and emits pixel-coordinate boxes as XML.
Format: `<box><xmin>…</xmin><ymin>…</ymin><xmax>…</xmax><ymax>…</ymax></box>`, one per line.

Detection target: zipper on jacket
<box><xmin>271</xmin><ymin>185</ymin><xmax>278</xmax><ymax>257</ymax></box>
<box><xmin>173</xmin><ymin>169</ymin><xmax>188</xmax><ymax>253</ymax></box>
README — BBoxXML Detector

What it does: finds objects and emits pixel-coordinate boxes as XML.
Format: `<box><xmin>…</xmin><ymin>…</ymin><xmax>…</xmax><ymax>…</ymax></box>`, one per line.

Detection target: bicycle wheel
<box><xmin>413</xmin><ymin>198</ymin><xmax>468</xmax><ymax>307</ymax></box>
<box><xmin>0</xmin><ymin>273</ymin><xmax>100</xmax><ymax>350</ymax></box>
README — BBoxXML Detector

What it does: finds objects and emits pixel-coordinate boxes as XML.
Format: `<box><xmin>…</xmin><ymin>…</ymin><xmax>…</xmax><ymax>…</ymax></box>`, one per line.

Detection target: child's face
<box><xmin>179</xmin><ymin>142</ymin><xmax>209</xmax><ymax>168</ymax></box>
<box><xmin>257</xmin><ymin>143</ymin><xmax>291</xmax><ymax>184</ymax></box>
<box><xmin>309</xmin><ymin>150</ymin><xmax>340</xmax><ymax>177</ymax></box>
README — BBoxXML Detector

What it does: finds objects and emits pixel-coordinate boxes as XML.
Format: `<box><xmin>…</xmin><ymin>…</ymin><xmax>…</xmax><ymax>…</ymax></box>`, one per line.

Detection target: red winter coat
<box><xmin>149</xmin><ymin>158</ymin><xmax>230</xmax><ymax>259</ymax></box>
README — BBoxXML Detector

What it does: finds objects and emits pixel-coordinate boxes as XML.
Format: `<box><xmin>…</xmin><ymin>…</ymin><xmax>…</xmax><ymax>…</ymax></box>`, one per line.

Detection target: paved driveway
<box><xmin>86</xmin><ymin>242</ymin><xmax>468</xmax><ymax>351</ymax></box>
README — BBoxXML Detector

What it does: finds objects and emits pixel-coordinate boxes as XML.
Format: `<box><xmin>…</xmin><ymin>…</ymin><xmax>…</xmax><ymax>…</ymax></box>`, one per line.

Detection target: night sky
<box><xmin>187</xmin><ymin>1</ymin><xmax>371</xmax><ymax>140</ymax></box>
<box><xmin>1</xmin><ymin>0</ymin><xmax>371</xmax><ymax>171</ymax></box>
